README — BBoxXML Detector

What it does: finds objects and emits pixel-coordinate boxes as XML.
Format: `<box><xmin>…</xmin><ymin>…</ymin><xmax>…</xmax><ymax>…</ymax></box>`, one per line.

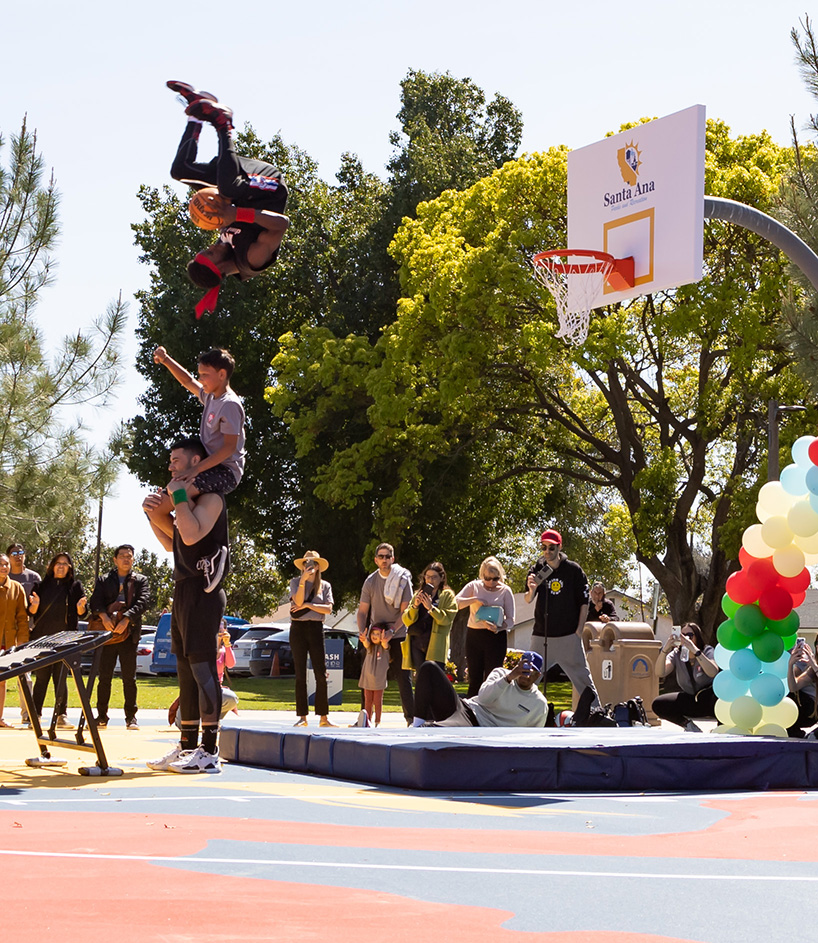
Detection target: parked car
<box><xmin>248</xmin><ymin>626</ymin><xmax>362</xmax><ymax>678</ymax></box>
<box><xmin>230</xmin><ymin>624</ymin><xmax>288</xmax><ymax>676</ymax></box>
<box><xmin>81</xmin><ymin>623</ymin><xmax>158</xmax><ymax>674</ymax></box>
<box><xmin>135</xmin><ymin>633</ymin><xmax>156</xmax><ymax>675</ymax></box>
<box><xmin>151</xmin><ymin>613</ymin><xmax>250</xmax><ymax>675</ymax></box>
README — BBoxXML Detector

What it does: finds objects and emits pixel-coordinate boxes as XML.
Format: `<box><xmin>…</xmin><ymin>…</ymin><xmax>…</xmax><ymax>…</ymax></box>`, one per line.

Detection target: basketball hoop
<box><xmin>531</xmin><ymin>250</ymin><xmax>633</xmax><ymax>346</ymax></box>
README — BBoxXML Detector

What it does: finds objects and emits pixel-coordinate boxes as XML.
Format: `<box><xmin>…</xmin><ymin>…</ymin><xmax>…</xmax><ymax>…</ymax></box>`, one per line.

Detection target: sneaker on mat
<box><xmin>146</xmin><ymin>743</ymin><xmax>189</xmax><ymax>771</ymax></box>
<box><xmin>350</xmin><ymin>709</ymin><xmax>370</xmax><ymax>728</ymax></box>
<box><xmin>169</xmin><ymin>745</ymin><xmax>221</xmax><ymax>774</ymax></box>
<box><xmin>683</xmin><ymin>720</ymin><xmax>703</xmax><ymax>732</ymax></box>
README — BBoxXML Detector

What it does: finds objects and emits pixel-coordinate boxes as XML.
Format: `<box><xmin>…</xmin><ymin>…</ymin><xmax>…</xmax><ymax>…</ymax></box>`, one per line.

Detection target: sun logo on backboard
<box><xmin>617</xmin><ymin>141</ymin><xmax>641</xmax><ymax>186</ymax></box>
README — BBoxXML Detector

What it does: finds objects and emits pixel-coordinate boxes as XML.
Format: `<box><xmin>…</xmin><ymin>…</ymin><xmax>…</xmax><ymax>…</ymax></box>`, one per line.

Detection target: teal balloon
<box><xmin>721</xmin><ymin>593</ymin><xmax>741</xmax><ymax>618</ymax></box>
<box><xmin>734</xmin><ymin>604</ymin><xmax>766</xmax><ymax>638</ymax></box>
<box><xmin>781</xmin><ymin>462</ymin><xmax>809</xmax><ymax>495</ymax></box>
<box><xmin>792</xmin><ymin>434</ymin><xmax>816</xmax><ymax>466</ymax></box>
<box><xmin>713</xmin><ymin>671</ymin><xmax>749</xmax><ymax>701</ymax></box>
<box><xmin>717</xmin><ymin>620</ymin><xmax>746</xmax><ymax>651</ymax></box>
<box><xmin>714</xmin><ymin>644</ymin><xmax>733</xmax><ymax>671</ymax></box>
<box><xmin>730</xmin><ymin>648</ymin><xmax>762</xmax><ymax>681</ymax></box>
<box><xmin>767</xmin><ymin>611</ymin><xmax>800</xmax><ymax>638</ymax></box>
<box><xmin>752</xmin><ymin>631</ymin><xmax>785</xmax><ymax>663</ymax></box>
<box><xmin>768</xmin><ymin>651</ymin><xmax>790</xmax><ymax>678</ymax></box>
<box><xmin>750</xmin><ymin>673</ymin><xmax>786</xmax><ymax>707</ymax></box>
<box><xmin>807</xmin><ymin>464</ymin><xmax>818</xmax><ymax>495</ymax></box>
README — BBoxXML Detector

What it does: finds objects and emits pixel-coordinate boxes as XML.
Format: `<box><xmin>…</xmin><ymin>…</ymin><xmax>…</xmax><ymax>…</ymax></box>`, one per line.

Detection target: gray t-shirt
<box><xmin>199</xmin><ymin>387</ymin><xmax>246</xmax><ymax>484</ymax></box>
<box><xmin>288</xmin><ymin>576</ymin><xmax>334</xmax><ymax>621</ymax></box>
<box><xmin>10</xmin><ymin>568</ymin><xmax>41</xmax><ymax>600</ymax></box>
<box><xmin>360</xmin><ymin>570</ymin><xmax>412</xmax><ymax>639</ymax></box>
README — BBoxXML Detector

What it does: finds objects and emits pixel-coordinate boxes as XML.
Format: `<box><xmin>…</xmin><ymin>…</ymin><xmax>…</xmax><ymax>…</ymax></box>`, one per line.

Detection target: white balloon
<box><xmin>758</xmin><ymin>481</ymin><xmax>798</xmax><ymax>516</ymax></box>
<box><xmin>761</xmin><ymin>516</ymin><xmax>795</xmax><ymax>549</ymax></box>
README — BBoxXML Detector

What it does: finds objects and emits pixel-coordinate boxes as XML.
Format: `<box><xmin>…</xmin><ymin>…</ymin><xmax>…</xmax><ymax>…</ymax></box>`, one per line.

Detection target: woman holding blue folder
<box><xmin>456</xmin><ymin>557</ymin><xmax>516</xmax><ymax>697</ymax></box>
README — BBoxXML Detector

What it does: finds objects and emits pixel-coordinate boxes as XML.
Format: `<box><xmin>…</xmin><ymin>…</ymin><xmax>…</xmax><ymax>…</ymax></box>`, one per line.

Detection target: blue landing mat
<box><xmin>220</xmin><ymin>726</ymin><xmax>818</xmax><ymax>792</ymax></box>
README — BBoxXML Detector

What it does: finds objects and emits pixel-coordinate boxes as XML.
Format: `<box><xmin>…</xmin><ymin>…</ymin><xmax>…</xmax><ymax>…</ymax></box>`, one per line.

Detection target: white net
<box><xmin>531</xmin><ymin>251</ymin><xmax>614</xmax><ymax>346</ymax></box>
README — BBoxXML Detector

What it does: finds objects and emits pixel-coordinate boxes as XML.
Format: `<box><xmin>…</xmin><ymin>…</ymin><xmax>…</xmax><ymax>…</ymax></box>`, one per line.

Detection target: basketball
<box><xmin>188</xmin><ymin>188</ymin><xmax>230</xmax><ymax>230</ymax></box>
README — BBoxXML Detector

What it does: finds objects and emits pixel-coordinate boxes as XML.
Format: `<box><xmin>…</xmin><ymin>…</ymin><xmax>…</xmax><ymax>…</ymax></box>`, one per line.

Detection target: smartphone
<box><xmin>671</xmin><ymin>627</ymin><xmax>681</xmax><ymax>639</ymax></box>
<box><xmin>422</xmin><ymin>582</ymin><xmax>435</xmax><ymax>596</ymax></box>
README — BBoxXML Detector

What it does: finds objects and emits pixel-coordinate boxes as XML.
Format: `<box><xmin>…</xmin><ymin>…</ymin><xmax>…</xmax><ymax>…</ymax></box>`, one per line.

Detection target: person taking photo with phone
<box><xmin>401</xmin><ymin>562</ymin><xmax>457</xmax><ymax>672</ymax></box>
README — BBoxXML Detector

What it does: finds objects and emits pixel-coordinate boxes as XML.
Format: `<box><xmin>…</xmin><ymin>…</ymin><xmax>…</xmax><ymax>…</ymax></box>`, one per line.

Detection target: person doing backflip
<box><xmin>167</xmin><ymin>81</ymin><xmax>290</xmax><ymax>317</ymax></box>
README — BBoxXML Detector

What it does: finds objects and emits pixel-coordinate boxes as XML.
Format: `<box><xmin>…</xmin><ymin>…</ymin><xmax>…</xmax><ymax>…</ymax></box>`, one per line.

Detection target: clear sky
<box><xmin>2</xmin><ymin>0</ymin><xmax>816</xmax><ymax>562</ymax></box>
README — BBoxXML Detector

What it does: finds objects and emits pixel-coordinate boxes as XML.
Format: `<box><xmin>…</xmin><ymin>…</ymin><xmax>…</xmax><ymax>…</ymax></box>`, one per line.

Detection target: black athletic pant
<box><xmin>289</xmin><ymin>620</ymin><xmax>329</xmax><ymax>716</ymax></box>
<box><xmin>170</xmin><ymin>123</ymin><xmax>288</xmax><ymax>212</ymax></box>
<box><xmin>95</xmin><ymin>631</ymin><xmax>139</xmax><ymax>723</ymax></box>
<box><xmin>465</xmin><ymin>627</ymin><xmax>508</xmax><ymax>697</ymax></box>
<box><xmin>388</xmin><ymin>636</ymin><xmax>414</xmax><ymax>722</ymax></box>
<box><xmin>652</xmin><ymin>686</ymin><xmax>717</xmax><ymax>727</ymax></box>
<box><xmin>32</xmin><ymin>662</ymin><xmax>68</xmax><ymax>717</ymax></box>
<box><xmin>414</xmin><ymin>661</ymin><xmax>460</xmax><ymax>722</ymax></box>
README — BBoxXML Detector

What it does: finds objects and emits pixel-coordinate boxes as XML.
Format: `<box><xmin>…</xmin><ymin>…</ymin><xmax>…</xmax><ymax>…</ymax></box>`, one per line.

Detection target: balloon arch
<box><xmin>696</xmin><ymin>199</ymin><xmax>818</xmax><ymax>735</ymax></box>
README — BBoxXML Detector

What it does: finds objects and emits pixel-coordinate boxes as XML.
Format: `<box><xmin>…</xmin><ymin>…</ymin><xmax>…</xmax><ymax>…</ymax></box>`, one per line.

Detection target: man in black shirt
<box><xmin>167</xmin><ymin>81</ymin><xmax>289</xmax><ymax>318</ymax></box>
<box><xmin>524</xmin><ymin>529</ymin><xmax>600</xmax><ymax>708</ymax></box>
<box><xmin>89</xmin><ymin>545</ymin><xmax>150</xmax><ymax>730</ymax></box>
<box><xmin>142</xmin><ymin>437</ymin><xmax>229</xmax><ymax>774</ymax></box>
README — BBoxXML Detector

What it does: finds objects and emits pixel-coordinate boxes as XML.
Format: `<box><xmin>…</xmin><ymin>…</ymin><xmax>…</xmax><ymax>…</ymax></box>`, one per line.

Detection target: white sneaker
<box><xmin>169</xmin><ymin>745</ymin><xmax>221</xmax><ymax>774</ymax></box>
<box><xmin>146</xmin><ymin>743</ymin><xmax>188</xmax><ymax>771</ymax></box>
<box><xmin>56</xmin><ymin>714</ymin><xmax>75</xmax><ymax>729</ymax></box>
<box><xmin>197</xmin><ymin>545</ymin><xmax>228</xmax><ymax>593</ymax></box>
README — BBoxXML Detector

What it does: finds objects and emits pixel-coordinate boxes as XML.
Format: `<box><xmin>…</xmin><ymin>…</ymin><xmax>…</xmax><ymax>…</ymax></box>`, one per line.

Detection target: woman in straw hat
<box><xmin>290</xmin><ymin>551</ymin><xmax>335</xmax><ymax>727</ymax></box>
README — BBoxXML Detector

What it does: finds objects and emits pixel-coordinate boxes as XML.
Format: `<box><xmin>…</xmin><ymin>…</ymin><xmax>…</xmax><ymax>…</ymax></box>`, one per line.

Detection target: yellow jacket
<box><xmin>401</xmin><ymin>586</ymin><xmax>457</xmax><ymax>669</ymax></box>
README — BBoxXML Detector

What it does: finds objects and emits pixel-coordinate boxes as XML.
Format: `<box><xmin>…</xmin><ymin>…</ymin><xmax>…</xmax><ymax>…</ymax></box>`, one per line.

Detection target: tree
<box><xmin>128</xmin><ymin>71</ymin><xmax>524</xmax><ymax>602</ymax></box>
<box><xmin>273</xmin><ymin>121</ymin><xmax>807</xmax><ymax>640</ymax></box>
<box><xmin>0</xmin><ymin>119</ymin><xmax>126</xmax><ymax>557</ymax></box>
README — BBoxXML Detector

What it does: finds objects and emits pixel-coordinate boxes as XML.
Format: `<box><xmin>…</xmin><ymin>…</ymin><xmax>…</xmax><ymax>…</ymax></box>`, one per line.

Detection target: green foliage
<box><xmin>279</xmin><ymin>121</ymin><xmax>804</xmax><ymax>640</ymax></box>
<box><xmin>0</xmin><ymin>120</ymin><xmax>126</xmax><ymax>558</ymax></box>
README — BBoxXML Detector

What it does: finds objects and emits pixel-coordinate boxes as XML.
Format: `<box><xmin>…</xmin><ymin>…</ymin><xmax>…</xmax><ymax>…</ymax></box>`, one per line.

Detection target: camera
<box><xmin>530</xmin><ymin>565</ymin><xmax>552</xmax><ymax>588</ymax></box>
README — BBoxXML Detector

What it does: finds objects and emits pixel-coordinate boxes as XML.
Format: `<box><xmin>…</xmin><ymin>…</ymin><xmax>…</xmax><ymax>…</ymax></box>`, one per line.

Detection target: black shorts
<box><xmin>194</xmin><ymin>464</ymin><xmax>238</xmax><ymax>495</ymax></box>
<box><xmin>171</xmin><ymin>578</ymin><xmax>226</xmax><ymax>660</ymax></box>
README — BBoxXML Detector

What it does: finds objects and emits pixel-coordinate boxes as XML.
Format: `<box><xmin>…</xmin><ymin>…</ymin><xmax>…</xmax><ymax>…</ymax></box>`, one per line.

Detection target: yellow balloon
<box><xmin>756</xmin><ymin>501</ymin><xmax>774</xmax><ymax>523</ymax></box>
<box><xmin>761</xmin><ymin>697</ymin><xmax>799</xmax><ymax>728</ymax></box>
<box><xmin>715</xmin><ymin>698</ymin><xmax>734</xmax><ymax>725</ymax></box>
<box><xmin>730</xmin><ymin>696</ymin><xmax>763</xmax><ymax>729</ymax></box>
<box><xmin>758</xmin><ymin>481</ymin><xmax>797</xmax><ymax>516</ymax></box>
<box><xmin>753</xmin><ymin>723</ymin><xmax>789</xmax><ymax>738</ymax></box>
<box><xmin>714</xmin><ymin>724</ymin><xmax>736</xmax><ymax>734</ymax></box>
<box><xmin>742</xmin><ymin>524</ymin><xmax>775</xmax><ymax>559</ymax></box>
<box><xmin>804</xmin><ymin>551</ymin><xmax>818</xmax><ymax>565</ymax></box>
<box><xmin>772</xmin><ymin>543</ymin><xmax>806</xmax><ymax>578</ymax></box>
<box><xmin>787</xmin><ymin>500</ymin><xmax>818</xmax><ymax>538</ymax></box>
<box><xmin>794</xmin><ymin>529</ymin><xmax>818</xmax><ymax>554</ymax></box>
<box><xmin>761</xmin><ymin>516</ymin><xmax>795</xmax><ymax>549</ymax></box>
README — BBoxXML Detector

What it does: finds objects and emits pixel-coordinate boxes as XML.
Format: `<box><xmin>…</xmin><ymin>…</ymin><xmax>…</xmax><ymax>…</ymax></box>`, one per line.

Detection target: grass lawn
<box><xmin>50</xmin><ymin>675</ymin><xmax>575</xmax><ymax>715</ymax></box>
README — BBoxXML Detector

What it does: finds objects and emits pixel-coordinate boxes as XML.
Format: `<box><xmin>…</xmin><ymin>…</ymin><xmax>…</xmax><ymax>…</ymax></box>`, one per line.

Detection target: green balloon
<box><xmin>734</xmin><ymin>604</ymin><xmax>766</xmax><ymax>638</ymax></box>
<box><xmin>752</xmin><ymin>631</ymin><xmax>785</xmax><ymax>663</ymax></box>
<box><xmin>767</xmin><ymin>610</ymin><xmax>800</xmax><ymax>638</ymax></box>
<box><xmin>717</xmin><ymin>619</ymin><xmax>746</xmax><ymax>651</ymax></box>
<box><xmin>781</xmin><ymin>633</ymin><xmax>798</xmax><ymax>651</ymax></box>
<box><xmin>721</xmin><ymin>593</ymin><xmax>741</xmax><ymax>618</ymax></box>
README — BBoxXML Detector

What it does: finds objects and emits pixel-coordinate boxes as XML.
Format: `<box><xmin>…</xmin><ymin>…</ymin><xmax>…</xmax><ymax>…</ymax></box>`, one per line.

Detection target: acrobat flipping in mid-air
<box><xmin>167</xmin><ymin>81</ymin><xmax>290</xmax><ymax>318</ymax></box>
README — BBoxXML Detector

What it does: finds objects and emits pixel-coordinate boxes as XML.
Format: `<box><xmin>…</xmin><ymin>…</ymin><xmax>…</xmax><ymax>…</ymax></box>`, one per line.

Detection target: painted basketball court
<box><xmin>0</xmin><ymin>708</ymin><xmax>815</xmax><ymax>942</ymax></box>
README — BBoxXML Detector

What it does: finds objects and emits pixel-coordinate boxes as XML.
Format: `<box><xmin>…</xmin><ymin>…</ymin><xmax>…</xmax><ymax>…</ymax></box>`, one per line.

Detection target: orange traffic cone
<box><xmin>269</xmin><ymin>652</ymin><xmax>280</xmax><ymax>677</ymax></box>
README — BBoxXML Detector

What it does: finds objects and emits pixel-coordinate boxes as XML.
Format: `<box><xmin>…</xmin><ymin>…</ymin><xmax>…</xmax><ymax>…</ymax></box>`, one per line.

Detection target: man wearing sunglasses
<box><xmin>356</xmin><ymin>543</ymin><xmax>414</xmax><ymax>723</ymax></box>
<box><xmin>524</xmin><ymin>529</ymin><xmax>600</xmax><ymax>709</ymax></box>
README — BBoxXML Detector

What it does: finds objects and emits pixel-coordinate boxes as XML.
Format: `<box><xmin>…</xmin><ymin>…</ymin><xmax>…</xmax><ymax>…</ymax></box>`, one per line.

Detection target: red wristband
<box><xmin>235</xmin><ymin>207</ymin><xmax>254</xmax><ymax>223</ymax></box>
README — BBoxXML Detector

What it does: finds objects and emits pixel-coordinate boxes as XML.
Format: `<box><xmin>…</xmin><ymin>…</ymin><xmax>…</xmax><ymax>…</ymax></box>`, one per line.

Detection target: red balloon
<box><xmin>791</xmin><ymin>590</ymin><xmax>807</xmax><ymax>608</ymax></box>
<box><xmin>738</xmin><ymin>547</ymin><xmax>761</xmax><ymax>569</ymax></box>
<box><xmin>777</xmin><ymin>568</ymin><xmax>811</xmax><ymax>593</ymax></box>
<box><xmin>725</xmin><ymin>570</ymin><xmax>758</xmax><ymax>605</ymax></box>
<box><xmin>759</xmin><ymin>585</ymin><xmax>794</xmax><ymax>621</ymax></box>
<box><xmin>809</xmin><ymin>438</ymin><xmax>818</xmax><ymax>465</ymax></box>
<box><xmin>746</xmin><ymin>558</ymin><xmax>780</xmax><ymax>593</ymax></box>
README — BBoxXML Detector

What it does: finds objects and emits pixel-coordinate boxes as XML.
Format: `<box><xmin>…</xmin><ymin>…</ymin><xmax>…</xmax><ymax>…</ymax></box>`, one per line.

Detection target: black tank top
<box><xmin>173</xmin><ymin>495</ymin><xmax>230</xmax><ymax>582</ymax></box>
<box><xmin>218</xmin><ymin>223</ymin><xmax>280</xmax><ymax>281</ymax></box>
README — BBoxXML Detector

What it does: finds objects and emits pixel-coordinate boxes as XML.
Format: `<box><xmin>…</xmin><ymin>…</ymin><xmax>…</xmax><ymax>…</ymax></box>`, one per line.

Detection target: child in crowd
<box><xmin>217</xmin><ymin>622</ymin><xmax>239</xmax><ymax>717</ymax></box>
<box><xmin>358</xmin><ymin>625</ymin><xmax>391</xmax><ymax>727</ymax></box>
<box><xmin>153</xmin><ymin>345</ymin><xmax>246</xmax><ymax>498</ymax></box>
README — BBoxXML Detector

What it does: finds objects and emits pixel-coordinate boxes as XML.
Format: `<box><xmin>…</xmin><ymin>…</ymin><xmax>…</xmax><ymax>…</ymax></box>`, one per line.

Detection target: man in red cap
<box><xmin>167</xmin><ymin>81</ymin><xmax>289</xmax><ymax>318</ymax></box>
<box><xmin>524</xmin><ymin>529</ymin><xmax>600</xmax><ymax>709</ymax></box>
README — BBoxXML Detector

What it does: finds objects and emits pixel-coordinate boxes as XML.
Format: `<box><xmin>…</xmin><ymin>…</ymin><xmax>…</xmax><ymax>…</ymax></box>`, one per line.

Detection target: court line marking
<box><xmin>0</xmin><ymin>848</ymin><xmax>815</xmax><ymax>880</ymax></box>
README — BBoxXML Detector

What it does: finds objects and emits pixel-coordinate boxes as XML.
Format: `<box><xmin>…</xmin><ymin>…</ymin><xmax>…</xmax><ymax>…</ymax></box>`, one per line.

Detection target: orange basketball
<box><xmin>188</xmin><ymin>187</ymin><xmax>230</xmax><ymax>230</ymax></box>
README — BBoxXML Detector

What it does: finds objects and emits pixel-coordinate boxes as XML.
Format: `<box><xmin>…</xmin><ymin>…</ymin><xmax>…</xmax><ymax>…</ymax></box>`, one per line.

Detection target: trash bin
<box><xmin>575</xmin><ymin>621</ymin><xmax>663</xmax><ymax>724</ymax></box>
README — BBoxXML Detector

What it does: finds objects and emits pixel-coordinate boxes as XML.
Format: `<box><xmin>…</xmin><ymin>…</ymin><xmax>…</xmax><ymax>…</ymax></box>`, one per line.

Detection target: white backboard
<box><xmin>567</xmin><ymin>105</ymin><xmax>706</xmax><ymax>305</ymax></box>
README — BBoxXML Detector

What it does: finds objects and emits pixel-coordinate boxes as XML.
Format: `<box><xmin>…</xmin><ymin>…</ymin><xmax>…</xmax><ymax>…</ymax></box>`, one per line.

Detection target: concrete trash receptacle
<box><xmin>574</xmin><ymin>621</ymin><xmax>662</xmax><ymax>724</ymax></box>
